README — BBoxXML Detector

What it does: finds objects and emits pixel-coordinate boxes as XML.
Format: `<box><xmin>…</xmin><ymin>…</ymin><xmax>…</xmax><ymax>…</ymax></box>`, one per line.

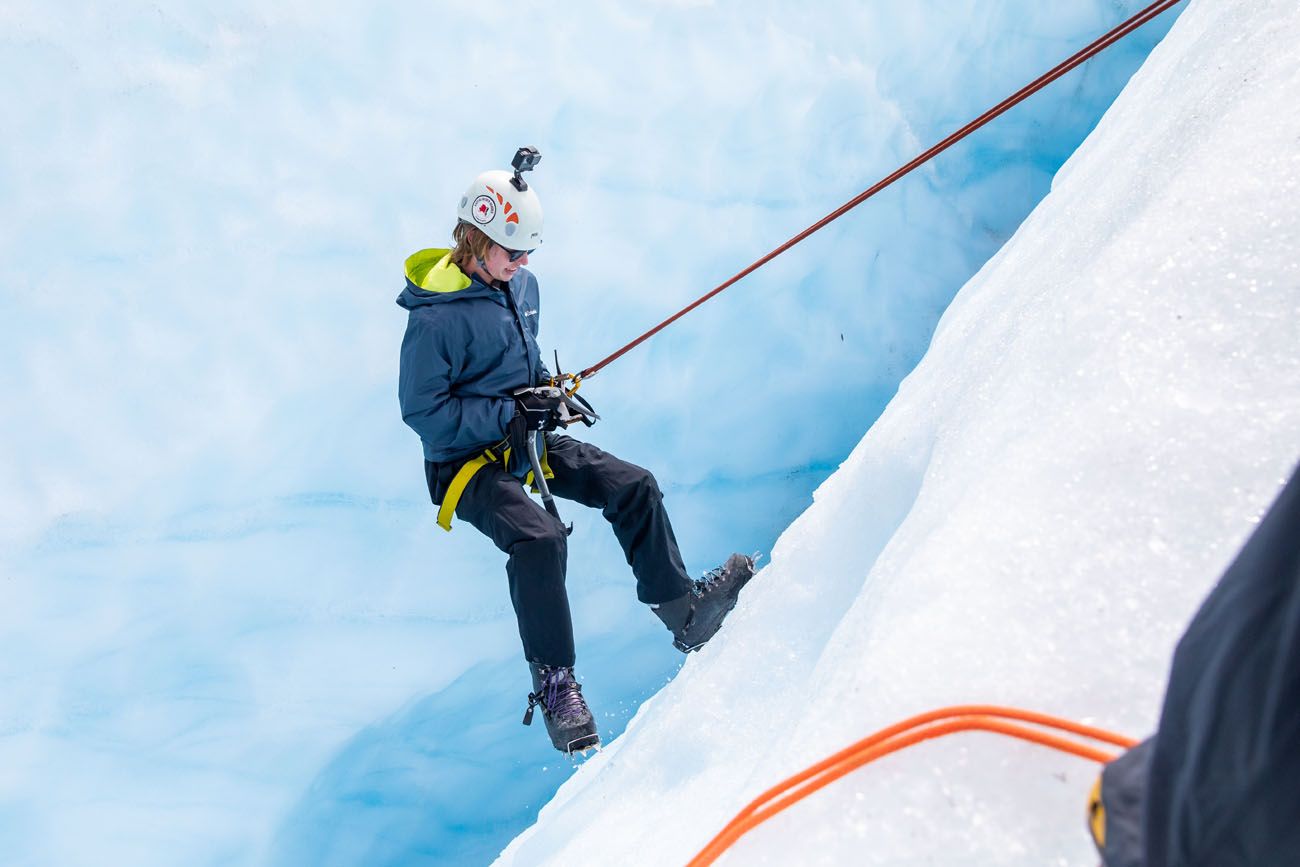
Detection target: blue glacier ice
<box><xmin>497</xmin><ymin>0</ymin><xmax>1300</xmax><ymax>863</ymax></box>
<box><xmin>0</xmin><ymin>2</ymin><xmax>1194</xmax><ymax>865</ymax></box>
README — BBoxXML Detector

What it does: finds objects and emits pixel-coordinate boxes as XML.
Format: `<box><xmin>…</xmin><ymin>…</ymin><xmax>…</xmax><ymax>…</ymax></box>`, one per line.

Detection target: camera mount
<box><xmin>511</xmin><ymin>146</ymin><xmax>541</xmax><ymax>191</ymax></box>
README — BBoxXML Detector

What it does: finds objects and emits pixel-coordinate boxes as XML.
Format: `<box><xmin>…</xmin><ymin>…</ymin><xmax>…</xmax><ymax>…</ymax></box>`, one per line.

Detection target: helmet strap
<box><xmin>474</xmin><ymin>255</ymin><xmax>500</xmax><ymax>286</ymax></box>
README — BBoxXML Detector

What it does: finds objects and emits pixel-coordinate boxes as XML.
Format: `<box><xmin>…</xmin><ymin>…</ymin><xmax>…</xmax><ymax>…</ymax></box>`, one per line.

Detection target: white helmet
<box><xmin>457</xmin><ymin>168</ymin><xmax>543</xmax><ymax>251</ymax></box>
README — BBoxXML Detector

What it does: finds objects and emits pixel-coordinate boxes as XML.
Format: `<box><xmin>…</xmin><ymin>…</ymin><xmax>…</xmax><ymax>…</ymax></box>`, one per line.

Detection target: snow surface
<box><xmin>0</xmin><ymin>2</ymin><xmax>1195</xmax><ymax>865</ymax></box>
<box><xmin>495</xmin><ymin>0</ymin><xmax>1300</xmax><ymax>864</ymax></box>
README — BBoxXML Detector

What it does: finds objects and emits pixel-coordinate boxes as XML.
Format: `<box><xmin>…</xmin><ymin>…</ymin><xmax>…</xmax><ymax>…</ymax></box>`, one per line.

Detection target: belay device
<box><xmin>514</xmin><ymin>352</ymin><xmax>600</xmax><ymax>531</ymax></box>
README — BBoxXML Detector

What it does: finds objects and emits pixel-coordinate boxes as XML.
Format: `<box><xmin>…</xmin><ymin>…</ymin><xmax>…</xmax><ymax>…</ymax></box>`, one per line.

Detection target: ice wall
<box><xmin>0</xmin><ymin>2</ymin><xmax>1181</xmax><ymax>865</ymax></box>
<box><xmin>496</xmin><ymin>0</ymin><xmax>1300</xmax><ymax>863</ymax></box>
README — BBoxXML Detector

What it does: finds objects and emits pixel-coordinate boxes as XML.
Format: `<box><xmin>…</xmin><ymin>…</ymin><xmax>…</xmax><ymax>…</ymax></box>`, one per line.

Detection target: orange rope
<box><xmin>687</xmin><ymin>705</ymin><xmax>1136</xmax><ymax>867</ymax></box>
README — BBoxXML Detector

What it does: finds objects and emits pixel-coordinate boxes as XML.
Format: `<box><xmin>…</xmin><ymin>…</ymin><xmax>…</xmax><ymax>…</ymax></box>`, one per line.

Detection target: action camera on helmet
<box><xmin>511</xmin><ymin>147</ymin><xmax>541</xmax><ymax>191</ymax></box>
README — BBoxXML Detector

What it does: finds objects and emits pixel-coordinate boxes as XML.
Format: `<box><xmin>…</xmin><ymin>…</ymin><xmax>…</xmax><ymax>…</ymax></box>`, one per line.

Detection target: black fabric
<box><xmin>425</xmin><ymin>433</ymin><xmax>693</xmax><ymax>667</ymax></box>
<box><xmin>1141</xmin><ymin>460</ymin><xmax>1300</xmax><ymax>867</ymax></box>
<box><xmin>514</xmin><ymin>388</ymin><xmax>563</xmax><ymax>431</ymax></box>
<box><xmin>1099</xmin><ymin>461</ymin><xmax>1300</xmax><ymax>867</ymax></box>
<box><xmin>1099</xmin><ymin>738</ymin><xmax>1153</xmax><ymax>867</ymax></box>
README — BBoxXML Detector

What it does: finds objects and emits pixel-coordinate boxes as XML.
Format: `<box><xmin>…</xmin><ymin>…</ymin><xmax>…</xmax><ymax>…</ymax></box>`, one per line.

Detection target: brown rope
<box><xmin>575</xmin><ymin>0</ymin><xmax>1185</xmax><ymax>383</ymax></box>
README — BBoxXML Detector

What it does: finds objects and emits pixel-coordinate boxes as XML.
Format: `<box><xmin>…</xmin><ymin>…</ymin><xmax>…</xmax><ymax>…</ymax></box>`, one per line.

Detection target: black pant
<box><xmin>426</xmin><ymin>434</ymin><xmax>692</xmax><ymax>667</ymax></box>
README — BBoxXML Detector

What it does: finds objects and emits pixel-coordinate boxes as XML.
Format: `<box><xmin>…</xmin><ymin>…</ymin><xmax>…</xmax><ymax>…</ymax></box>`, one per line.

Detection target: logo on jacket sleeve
<box><xmin>472</xmin><ymin>195</ymin><xmax>497</xmax><ymax>224</ymax></box>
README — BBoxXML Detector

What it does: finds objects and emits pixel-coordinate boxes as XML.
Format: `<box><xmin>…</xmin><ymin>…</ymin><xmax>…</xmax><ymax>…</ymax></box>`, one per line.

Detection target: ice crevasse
<box><xmin>496</xmin><ymin>1</ymin><xmax>1300</xmax><ymax>864</ymax></box>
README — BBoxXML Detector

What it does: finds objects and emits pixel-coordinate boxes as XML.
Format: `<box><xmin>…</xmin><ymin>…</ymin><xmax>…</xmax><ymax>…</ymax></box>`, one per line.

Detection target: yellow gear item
<box><xmin>1088</xmin><ymin>774</ymin><xmax>1106</xmax><ymax>849</ymax></box>
<box><xmin>436</xmin><ymin>441</ymin><xmax>555</xmax><ymax>532</ymax></box>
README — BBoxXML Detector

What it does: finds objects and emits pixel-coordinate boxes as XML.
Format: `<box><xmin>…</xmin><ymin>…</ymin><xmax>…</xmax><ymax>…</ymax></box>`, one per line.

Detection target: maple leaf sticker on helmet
<box><xmin>472</xmin><ymin>195</ymin><xmax>496</xmax><ymax>224</ymax></box>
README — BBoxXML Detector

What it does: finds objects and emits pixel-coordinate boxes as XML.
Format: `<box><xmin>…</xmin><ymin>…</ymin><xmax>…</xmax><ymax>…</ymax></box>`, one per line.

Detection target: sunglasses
<box><xmin>498</xmin><ymin>243</ymin><xmax>535</xmax><ymax>263</ymax></box>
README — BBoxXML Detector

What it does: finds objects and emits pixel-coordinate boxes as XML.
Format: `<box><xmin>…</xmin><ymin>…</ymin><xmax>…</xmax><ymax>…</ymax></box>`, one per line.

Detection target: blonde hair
<box><xmin>450</xmin><ymin>222</ymin><xmax>494</xmax><ymax>274</ymax></box>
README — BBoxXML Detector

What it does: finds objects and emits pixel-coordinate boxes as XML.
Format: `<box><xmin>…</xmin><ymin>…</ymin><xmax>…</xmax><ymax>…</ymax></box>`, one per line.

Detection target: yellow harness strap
<box><xmin>506</xmin><ymin>445</ymin><xmax>555</xmax><ymax>492</ymax></box>
<box><xmin>435</xmin><ymin>442</ymin><xmax>556</xmax><ymax>532</ymax></box>
<box><xmin>437</xmin><ymin>448</ymin><xmax>498</xmax><ymax>532</ymax></box>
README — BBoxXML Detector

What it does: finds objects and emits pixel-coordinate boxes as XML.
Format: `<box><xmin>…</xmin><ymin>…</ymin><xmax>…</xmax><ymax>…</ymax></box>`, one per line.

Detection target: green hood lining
<box><xmin>405</xmin><ymin>248</ymin><xmax>472</xmax><ymax>293</ymax></box>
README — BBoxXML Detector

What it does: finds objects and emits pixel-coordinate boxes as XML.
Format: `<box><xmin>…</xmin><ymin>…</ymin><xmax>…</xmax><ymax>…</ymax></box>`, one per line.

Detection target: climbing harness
<box><xmin>686</xmin><ymin>705</ymin><xmax>1137</xmax><ymax>867</ymax></box>
<box><xmin>435</xmin><ymin>377</ymin><xmax>599</xmax><ymax>532</ymax></box>
<box><xmin>553</xmin><ymin>0</ymin><xmax>1187</xmax><ymax>398</ymax></box>
<box><xmin>435</xmin><ymin>442</ymin><xmax>553</xmax><ymax>531</ymax></box>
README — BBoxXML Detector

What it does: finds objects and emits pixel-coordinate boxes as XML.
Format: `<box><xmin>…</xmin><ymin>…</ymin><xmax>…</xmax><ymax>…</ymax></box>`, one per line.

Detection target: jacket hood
<box><xmin>397</xmin><ymin>248</ymin><xmax>497</xmax><ymax>310</ymax></box>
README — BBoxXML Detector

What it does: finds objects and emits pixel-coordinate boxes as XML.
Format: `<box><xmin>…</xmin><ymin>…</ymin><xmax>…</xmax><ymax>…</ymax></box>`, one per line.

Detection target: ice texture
<box><xmin>0</xmin><ymin>1</ymin><xmax>1211</xmax><ymax>865</ymax></box>
<box><xmin>495</xmin><ymin>0</ymin><xmax>1300</xmax><ymax>864</ymax></box>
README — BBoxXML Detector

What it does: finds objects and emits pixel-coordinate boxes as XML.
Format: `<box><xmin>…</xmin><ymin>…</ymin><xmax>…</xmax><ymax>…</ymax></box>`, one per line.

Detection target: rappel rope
<box><xmin>639</xmin><ymin>10</ymin><xmax>1176</xmax><ymax>857</ymax></box>
<box><xmin>686</xmin><ymin>705</ymin><xmax>1138</xmax><ymax>867</ymax></box>
<box><xmin>549</xmin><ymin>3</ymin><xmax>1178</xmax><ymax>848</ymax></box>
<box><xmin>558</xmin><ymin>0</ymin><xmax>1186</xmax><ymax>395</ymax></box>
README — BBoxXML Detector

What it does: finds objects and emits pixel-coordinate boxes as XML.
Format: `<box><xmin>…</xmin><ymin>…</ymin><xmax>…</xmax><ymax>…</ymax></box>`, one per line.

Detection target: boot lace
<box><xmin>696</xmin><ymin>552</ymin><xmax>758</xmax><ymax>594</ymax></box>
<box><xmin>529</xmin><ymin>667</ymin><xmax>589</xmax><ymax>723</ymax></box>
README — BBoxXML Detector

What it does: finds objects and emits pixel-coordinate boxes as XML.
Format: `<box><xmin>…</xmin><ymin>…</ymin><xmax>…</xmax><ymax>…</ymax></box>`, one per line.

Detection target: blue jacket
<box><xmin>397</xmin><ymin>248</ymin><xmax>548</xmax><ymax>464</ymax></box>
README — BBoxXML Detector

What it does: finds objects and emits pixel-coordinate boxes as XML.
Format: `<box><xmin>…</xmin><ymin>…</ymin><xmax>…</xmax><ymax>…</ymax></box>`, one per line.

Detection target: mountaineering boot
<box><xmin>652</xmin><ymin>552</ymin><xmax>758</xmax><ymax>653</ymax></box>
<box><xmin>522</xmin><ymin>663</ymin><xmax>600</xmax><ymax>754</ymax></box>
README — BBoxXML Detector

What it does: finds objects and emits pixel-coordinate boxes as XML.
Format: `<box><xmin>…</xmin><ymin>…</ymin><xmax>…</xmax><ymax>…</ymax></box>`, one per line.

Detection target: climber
<box><xmin>396</xmin><ymin>148</ymin><xmax>757</xmax><ymax>754</ymax></box>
